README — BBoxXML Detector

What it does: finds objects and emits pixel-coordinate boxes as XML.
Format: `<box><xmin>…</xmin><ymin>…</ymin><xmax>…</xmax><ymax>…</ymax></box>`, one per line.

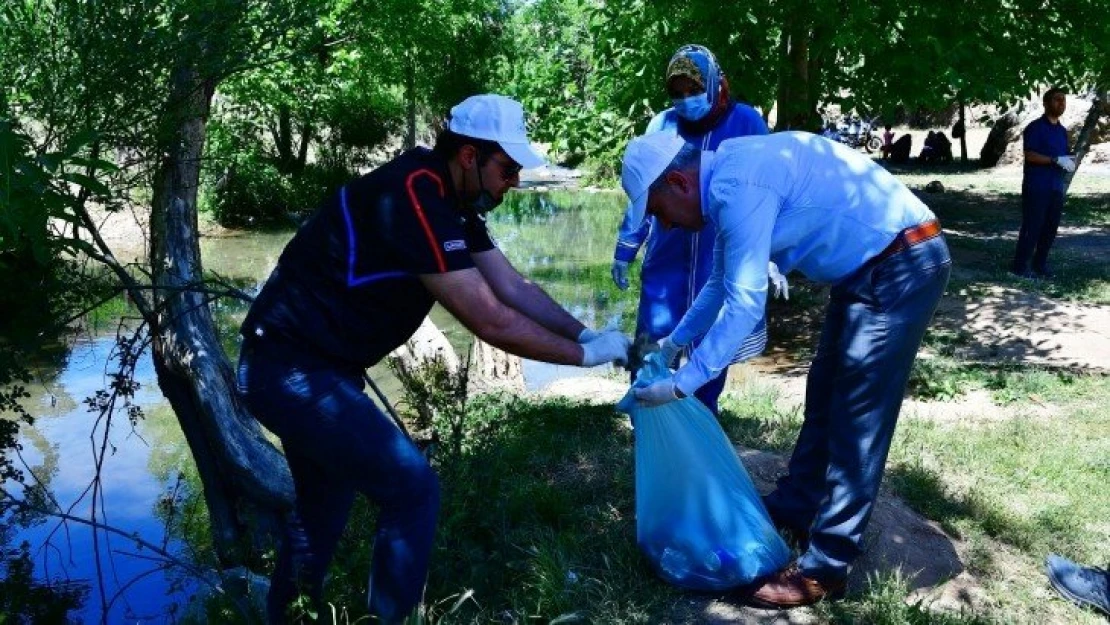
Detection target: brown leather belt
<box><xmin>873</xmin><ymin>220</ymin><xmax>942</xmax><ymax>263</ymax></box>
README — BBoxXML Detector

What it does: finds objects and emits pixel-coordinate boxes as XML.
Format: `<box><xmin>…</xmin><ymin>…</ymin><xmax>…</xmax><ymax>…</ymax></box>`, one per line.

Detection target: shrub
<box><xmin>207</xmin><ymin>157</ymin><xmax>355</xmax><ymax>229</ymax></box>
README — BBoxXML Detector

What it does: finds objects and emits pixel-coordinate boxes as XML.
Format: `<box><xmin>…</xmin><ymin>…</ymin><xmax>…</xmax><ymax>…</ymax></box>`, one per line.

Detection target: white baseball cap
<box><xmin>621</xmin><ymin>132</ymin><xmax>687</xmax><ymax>226</ymax></box>
<box><xmin>448</xmin><ymin>94</ymin><xmax>546</xmax><ymax>169</ymax></box>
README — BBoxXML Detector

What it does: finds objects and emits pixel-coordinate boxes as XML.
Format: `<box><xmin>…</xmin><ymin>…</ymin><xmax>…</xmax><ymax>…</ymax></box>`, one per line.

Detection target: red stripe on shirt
<box><xmin>405</xmin><ymin>169</ymin><xmax>448</xmax><ymax>273</ymax></box>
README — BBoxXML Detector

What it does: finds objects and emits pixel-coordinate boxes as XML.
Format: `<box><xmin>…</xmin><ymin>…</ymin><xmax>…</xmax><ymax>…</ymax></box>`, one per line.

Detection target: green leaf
<box><xmin>61</xmin><ymin>129</ymin><xmax>99</xmax><ymax>159</ymax></box>
<box><xmin>67</xmin><ymin>156</ymin><xmax>119</xmax><ymax>173</ymax></box>
<box><xmin>60</xmin><ymin>172</ymin><xmax>112</xmax><ymax>198</ymax></box>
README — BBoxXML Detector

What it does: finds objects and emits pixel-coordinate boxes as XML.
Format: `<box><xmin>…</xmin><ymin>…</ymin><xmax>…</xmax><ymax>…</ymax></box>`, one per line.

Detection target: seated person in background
<box><xmin>889</xmin><ymin>133</ymin><xmax>912</xmax><ymax>164</ymax></box>
<box><xmin>920</xmin><ymin>131</ymin><xmax>953</xmax><ymax>164</ymax></box>
<box><xmin>919</xmin><ymin>131</ymin><xmax>938</xmax><ymax>162</ymax></box>
<box><xmin>933</xmin><ymin>132</ymin><xmax>953</xmax><ymax>162</ymax></box>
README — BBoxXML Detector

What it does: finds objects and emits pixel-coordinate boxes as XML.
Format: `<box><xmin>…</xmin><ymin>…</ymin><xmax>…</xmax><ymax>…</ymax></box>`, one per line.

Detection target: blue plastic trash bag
<box><xmin>617</xmin><ymin>352</ymin><xmax>790</xmax><ymax>591</ymax></box>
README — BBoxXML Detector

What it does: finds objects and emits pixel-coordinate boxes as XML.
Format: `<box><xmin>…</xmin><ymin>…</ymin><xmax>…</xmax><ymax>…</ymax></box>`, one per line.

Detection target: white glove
<box><xmin>657</xmin><ymin>335</ymin><xmax>683</xmax><ymax>366</ymax></box>
<box><xmin>1054</xmin><ymin>155</ymin><xmax>1076</xmax><ymax>173</ymax></box>
<box><xmin>632</xmin><ymin>377</ymin><xmax>681</xmax><ymax>407</ymax></box>
<box><xmin>580</xmin><ymin>330</ymin><xmax>631</xmax><ymax>367</ymax></box>
<box><xmin>611</xmin><ymin>260</ymin><xmax>630</xmax><ymax>290</ymax></box>
<box><xmin>768</xmin><ymin>261</ymin><xmax>789</xmax><ymax>300</ymax></box>
<box><xmin>577</xmin><ymin>327</ymin><xmax>600</xmax><ymax>343</ymax></box>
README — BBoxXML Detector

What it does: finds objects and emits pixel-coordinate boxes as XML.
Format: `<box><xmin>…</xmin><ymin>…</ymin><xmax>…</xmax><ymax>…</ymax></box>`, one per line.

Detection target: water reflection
<box><xmin>3</xmin><ymin>189</ymin><xmax>635</xmax><ymax>620</ymax></box>
<box><xmin>5</xmin><ymin>336</ymin><xmax>199</xmax><ymax>622</ymax></box>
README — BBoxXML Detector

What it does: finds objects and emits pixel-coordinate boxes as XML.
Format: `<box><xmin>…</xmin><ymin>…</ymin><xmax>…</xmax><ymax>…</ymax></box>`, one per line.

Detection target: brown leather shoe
<box><xmin>747</xmin><ymin>566</ymin><xmax>846</xmax><ymax>608</ymax></box>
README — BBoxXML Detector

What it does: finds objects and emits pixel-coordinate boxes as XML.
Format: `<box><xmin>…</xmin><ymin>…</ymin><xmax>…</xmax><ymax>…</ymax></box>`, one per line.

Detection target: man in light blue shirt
<box><xmin>620</xmin><ymin>131</ymin><xmax>951</xmax><ymax>607</ymax></box>
<box><xmin>611</xmin><ymin>44</ymin><xmax>772</xmax><ymax>416</ymax></box>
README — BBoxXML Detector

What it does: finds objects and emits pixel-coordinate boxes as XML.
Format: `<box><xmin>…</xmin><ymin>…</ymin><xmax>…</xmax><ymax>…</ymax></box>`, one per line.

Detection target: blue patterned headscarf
<box><xmin>666</xmin><ymin>45</ymin><xmax>723</xmax><ymax>103</ymax></box>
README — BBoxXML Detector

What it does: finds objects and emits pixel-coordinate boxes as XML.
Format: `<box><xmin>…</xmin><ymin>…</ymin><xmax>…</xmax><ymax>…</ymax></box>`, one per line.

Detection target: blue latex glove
<box><xmin>577</xmin><ymin>327</ymin><xmax>600</xmax><ymax>343</ymax></box>
<box><xmin>633</xmin><ymin>376</ymin><xmax>680</xmax><ymax>407</ymax></box>
<box><xmin>611</xmin><ymin>260</ymin><xmax>630</xmax><ymax>290</ymax></box>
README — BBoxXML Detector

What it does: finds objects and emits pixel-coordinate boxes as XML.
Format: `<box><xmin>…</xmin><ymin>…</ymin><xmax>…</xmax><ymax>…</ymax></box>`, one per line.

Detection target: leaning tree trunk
<box><xmin>149</xmin><ymin>60</ymin><xmax>293</xmax><ymax>567</ymax></box>
<box><xmin>1065</xmin><ymin>87</ymin><xmax>1109</xmax><ymax>193</ymax></box>
<box><xmin>979</xmin><ymin>105</ymin><xmax>1025</xmax><ymax>167</ymax></box>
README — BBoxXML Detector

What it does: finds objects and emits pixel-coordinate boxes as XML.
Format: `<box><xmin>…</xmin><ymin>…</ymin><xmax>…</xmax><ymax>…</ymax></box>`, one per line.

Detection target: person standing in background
<box><xmin>1011</xmin><ymin>87</ymin><xmax>1074</xmax><ymax>279</ymax></box>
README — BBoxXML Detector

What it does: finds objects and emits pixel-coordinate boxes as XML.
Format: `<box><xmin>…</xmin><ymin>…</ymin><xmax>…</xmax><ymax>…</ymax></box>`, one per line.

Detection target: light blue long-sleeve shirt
<box><xmin>614</xmin><ymin>102</ymin><xmax>769</xmax><ymax>361</ymax></box>
<box><xmin>671</xmin><ymin>132</ymin><xmax>935</xmax><ymax>394</ymax></box>
<box><xmin>614</xmin><ymin>103</ymin><xmax>769</xmax><ymax>264</ymax></box>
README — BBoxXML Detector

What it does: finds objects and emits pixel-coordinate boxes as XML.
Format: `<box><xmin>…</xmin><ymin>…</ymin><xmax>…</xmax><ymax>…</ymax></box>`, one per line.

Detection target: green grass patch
<box><xmin>889</xmin><ymin>386</ymin><xmax>1109</xmax><ymax>560</ymax></box>
<box><xmin>816</xmin><ymin>571</ymin><xmax>995</xmax><ymax>624</ymax></box>
<box><xmin>907</xmin><ymin>353</ymin><xmax>1100</xmax><ymax>404</ymax></box>
<box><xmin>718</xmin><ymin>383</ymin><xmax>803</xmax><ymax>453</ymax></box>
<box><xmin>324</xmin><ymin>395</ymin><xmax>688</xmax><ymax>624</ymax></box>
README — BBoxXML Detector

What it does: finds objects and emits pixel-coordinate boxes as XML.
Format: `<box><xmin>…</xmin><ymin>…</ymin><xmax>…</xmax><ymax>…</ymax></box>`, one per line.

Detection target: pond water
<box><xmin>1</xmin><ymin>189</ymin><xmax>634</xmax><ymax>622</ymax></box>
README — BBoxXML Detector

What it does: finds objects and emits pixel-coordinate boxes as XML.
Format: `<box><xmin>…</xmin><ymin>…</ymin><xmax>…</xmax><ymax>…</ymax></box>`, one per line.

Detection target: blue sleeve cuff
<box><xmin>614</xmin><ymin>242</ymin><xmax>639</xmax><ymax>263</ymax></box>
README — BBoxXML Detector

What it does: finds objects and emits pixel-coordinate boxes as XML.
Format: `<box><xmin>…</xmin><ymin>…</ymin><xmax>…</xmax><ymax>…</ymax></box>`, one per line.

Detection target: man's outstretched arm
<box><xmin>470</xmin><ymin>248</ymin><xmax>587</xmax><ymax>340</ymax></box>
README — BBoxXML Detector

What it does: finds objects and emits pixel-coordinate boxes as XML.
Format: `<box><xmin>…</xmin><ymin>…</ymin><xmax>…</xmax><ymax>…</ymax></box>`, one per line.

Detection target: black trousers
<box><xmin>1012</xmin><ymin>188</ymin><xmax>1064</xmax><ymax>274</ymax></box>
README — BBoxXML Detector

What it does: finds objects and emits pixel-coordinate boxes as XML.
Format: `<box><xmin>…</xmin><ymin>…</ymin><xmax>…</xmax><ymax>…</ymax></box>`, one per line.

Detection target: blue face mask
<box><xmin>673</xmin><ymin>93</ymin><xmax>712</xmax><ymax>121</ymax></box>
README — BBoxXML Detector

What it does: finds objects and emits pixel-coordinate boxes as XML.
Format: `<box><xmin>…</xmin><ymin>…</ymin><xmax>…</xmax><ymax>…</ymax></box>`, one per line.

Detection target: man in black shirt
<box><xmin>238</xmin><ymin>94</ymin><xmax>630</xmax><ymax>623</ymax></box>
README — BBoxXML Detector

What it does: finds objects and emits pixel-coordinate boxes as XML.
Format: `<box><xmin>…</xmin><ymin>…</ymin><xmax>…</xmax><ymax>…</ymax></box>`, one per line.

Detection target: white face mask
<box><xmin>673</xmin><ymin>93</ymin><xmax>712</xmax><ymax>121</ymax></box>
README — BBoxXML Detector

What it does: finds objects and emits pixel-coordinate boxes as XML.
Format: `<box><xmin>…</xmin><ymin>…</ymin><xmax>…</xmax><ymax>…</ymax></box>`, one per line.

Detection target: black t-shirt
<box><xmin>242</xmin><ymin>148</ymin><xmax>495</xmax><ymax>368</ymax></box>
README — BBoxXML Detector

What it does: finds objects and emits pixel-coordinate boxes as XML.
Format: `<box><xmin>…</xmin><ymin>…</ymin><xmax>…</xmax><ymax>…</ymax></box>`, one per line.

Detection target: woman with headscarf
<box><xmin>611</xmin><ymin>44</ymin><xmax>778</xmax><ymax>416</ymax></box>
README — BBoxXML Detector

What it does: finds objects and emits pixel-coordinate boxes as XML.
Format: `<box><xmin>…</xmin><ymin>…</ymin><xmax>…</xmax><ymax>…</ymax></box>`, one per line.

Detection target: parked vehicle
<box><xmin>828</xmin><ymin>115</ymin><xmax>882</xmax><ymax>153</ymax></box>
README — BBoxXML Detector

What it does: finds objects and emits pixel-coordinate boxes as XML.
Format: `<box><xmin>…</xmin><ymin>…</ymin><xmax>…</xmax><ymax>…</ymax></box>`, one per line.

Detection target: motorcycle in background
<box><xmin>828</xmin><ymin>115</ymin><xmax>883</xmax><ymax>153</ymax></box>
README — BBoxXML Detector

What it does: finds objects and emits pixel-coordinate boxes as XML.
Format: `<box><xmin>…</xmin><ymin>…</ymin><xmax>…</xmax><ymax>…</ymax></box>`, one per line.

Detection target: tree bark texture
<box><xmin>404</xmin><ymin>53</ymin><xmax>417</xmax><ymax>151</ymax></box>
<box><xmin>1065</xmin><ymin>88</ymin><xmax>1109</xmax><ymax>193</ymax></box>
<box><xmin>979</xmin><ymin>106</ymin><xmax>1024</xmax><ymax>167</ymax></box>
<box><xmin>958</xmin><ymin>101</ymin><xmax>968</xmax><ymax>163</ymax></box>
<box><xmin>775</xmin><ymin>25</ymin><xmax>820</xmax><ymax>132</ymax></box>
<box><xmin>149</xmin><ymin>61</ymin><xmax>293</xmax><ymax>567</ymax></box>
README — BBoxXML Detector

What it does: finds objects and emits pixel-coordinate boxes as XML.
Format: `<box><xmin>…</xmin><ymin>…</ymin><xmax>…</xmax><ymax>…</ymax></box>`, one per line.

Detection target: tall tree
<box><xmin>1</xmin><ymin>0</ymin><xmax>318</xmax><ymax>566</ymax></box>
<box><xmin>3</xmin><ymin>0</ymin><xmax>514</xmax><ymax>573</ymax></box>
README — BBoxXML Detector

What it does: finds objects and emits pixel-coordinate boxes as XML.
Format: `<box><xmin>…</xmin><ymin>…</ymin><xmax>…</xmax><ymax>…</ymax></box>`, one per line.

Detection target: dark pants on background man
<box><xmin>763</xmin><ymin>234</ymin><xmax>951</xmax><ymax>584</ymax></box>
<box><xmin>1012</xmin><ymin>189</ymin><xmax>1064</xmax><ymax>275</ymax></box>
<box><xmin>237</xmin><ymin>337</ymin><xmax>439</xmax><ymax>624</ymax></box>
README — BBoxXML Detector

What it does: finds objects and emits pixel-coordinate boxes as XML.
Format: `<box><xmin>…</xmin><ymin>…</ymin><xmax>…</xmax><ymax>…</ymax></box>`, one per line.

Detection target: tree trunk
<box><xmin>275</xmin><ymin>104</ymin><xmax>294</xmax><ymax>173</ymax></box>
<box><xmin>404</xmin><ymin>53</ymin><xmax>417</xmax><ymax>151</ymax></box>
<box><xmin>149</xmin><ymin>61</ymin><xmax>293</xmax><ymax>567</ymax></box>
<box><xmin>958</xmin><ymin>101</ymin><xmax>968</xmax><ymax>164</ymax></box>
<box><xmin>775</xmin><ymin>24</ymin><xmax>819</xmax><ymax>131</ymax></box>
<box><xmin>388</xmin><ymin>318</ymin><xmax>461</xmax><ymax>430</ymax></box>
<box><xmin>1065</xmin><ymin>87</ymin><xmax>1108</xmax><ymax>194</ymax></box>
<box><xmin>979</xmin><ymin>105</ymin><xmax>1025</xmax><ymax>167</ymax></box>
<box><xmin>296</xmin><ymin>120</ymin><xmax>312</xmax><ymax>174</ymax></box>
<box><xmin>468</xmin><ymin>338</ymin><xmax>524</xmax><ymax>394</ymax></box>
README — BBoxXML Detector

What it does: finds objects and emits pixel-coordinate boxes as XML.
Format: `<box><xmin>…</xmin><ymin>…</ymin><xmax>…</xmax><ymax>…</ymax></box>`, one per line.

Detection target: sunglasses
<box><xmin>485</xmin><ymin>154</ymin><xmax>523</xmax><ymax>182</ymax></box>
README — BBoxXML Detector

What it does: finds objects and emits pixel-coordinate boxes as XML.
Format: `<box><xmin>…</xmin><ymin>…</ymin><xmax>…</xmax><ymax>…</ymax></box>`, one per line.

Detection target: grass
<box><xmin>212</xmin><ymin>363</ymin><xmax>1105</xmax><ymax>624</ymax></box>
<box><xmin>314</xmin><ymin>394</ymin><xmax>693</xmax><ymax>624</ymax></box>
<box><xmin>717</xmin><ymin>367</ymin><xmax>1109</xmax><ymax>624</ymax></box>
<box><xmin>105</xmin><ymin>165</ymin><xmax>1110</xmax><ymax>623</ymax></box>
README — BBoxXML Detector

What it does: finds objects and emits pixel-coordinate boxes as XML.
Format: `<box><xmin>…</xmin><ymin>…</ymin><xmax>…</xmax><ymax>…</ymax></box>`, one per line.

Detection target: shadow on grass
<box><xmin>757</xmin><ymin>186</ymin><xmax>1109</xmax><ymax>375</ymax></box>
<box><xmin>886</xmin><ymin>461</ymin><xmax>1084</xmax><ymax>559</ymax></box>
